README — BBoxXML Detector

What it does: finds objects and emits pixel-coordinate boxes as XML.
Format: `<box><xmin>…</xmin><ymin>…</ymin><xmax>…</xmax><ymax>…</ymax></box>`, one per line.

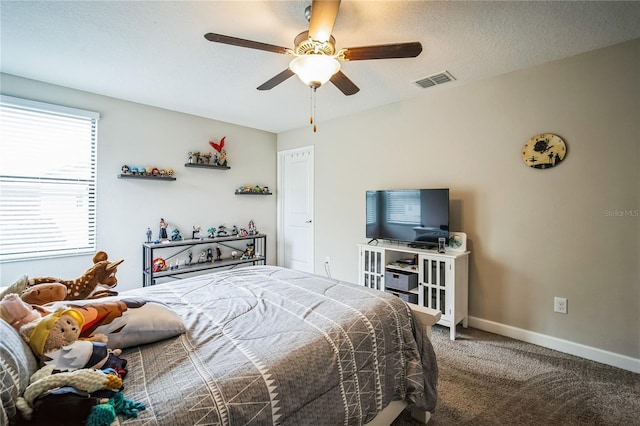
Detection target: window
<box><xmin>0</xmin><ymin>95</ymin><xmax>99</xmax><ymax>262</ymax></box>
<box><xmin>366</xmin><ymin>191</ymin><xmax>377</xmax><ymax>224</ymax></box>
<box><xmin>385</xmin><ymin>190</ymin><xmax>421</xmax><ymax>225</ymax></box>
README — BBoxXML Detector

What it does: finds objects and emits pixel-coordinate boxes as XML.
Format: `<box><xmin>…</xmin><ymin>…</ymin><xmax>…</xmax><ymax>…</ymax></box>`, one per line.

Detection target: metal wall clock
<box><xmin>521</xmin><ymin>133</ymin><xmax>567</xmax><ymax>169</ymax></box>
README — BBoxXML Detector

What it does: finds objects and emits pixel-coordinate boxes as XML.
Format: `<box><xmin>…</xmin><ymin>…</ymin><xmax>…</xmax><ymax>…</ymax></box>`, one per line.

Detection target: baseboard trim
<box><xmin>468</xmin><ymin>316</ymin><xmax>640</xmax><ymax>374</ymax></box>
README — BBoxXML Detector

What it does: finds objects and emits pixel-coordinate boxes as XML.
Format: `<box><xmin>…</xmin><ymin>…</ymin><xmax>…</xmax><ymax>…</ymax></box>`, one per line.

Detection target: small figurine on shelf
<box><xmin>216</xmin><ymin>246</ymin><xmax>222</xmax><ymax>260</ymax></box>
<box><xmin>216</xmin><ymin>225</ymin><xmax>228</xmax><ymax>237</ymax></box>
<box><xmin>122</xmin><ymin>165</ymin><xmax>131</xmax><ymax>175</ymax></box>
<box><xmin>207</xmin><ymin>227</ymin><xmax>216</xmax><ymax>238</ymax></box>
<box><xmin>218</xmin><ymin>149</ymin><xmax>228</xmax><ymax>167</ymax></box>
<box><xmin>209</xmin><ymin>137</ymin><xmax>228</xmax><ymax>167</ymax></box>
<box><xmin>153</xmin><ymin>257</ymin><xmax>167</xmax><ymax>272</ymax></box>
<box><xmin>159</xmin><ymin>218</ymin><xmax>168</xmax><ymax>240</ymax></box>
<box><xmin>146</xmin><ymin>227</ymin><xmax>152</xmax><ymax>243</ymax></box>
<box><xmin>188</xmin><ymin>251</ymin><xmax>193</xmax><ymax>265</ymax></box>
<box><xmin>200</xmin><ymin>152</ymin><xmax>212</xmax><ymax>165</ymax></box>
<box><xmin>248</xmin><ymin>220</ymin><xmax>257</xmax><ymax>236</ymax></box>
<box><xmin>167</xmin><ymin>168</ymin><xmax>175</xmax><ymax>177</ymax></box>
<box><xmin>206</xmin><ymin>248</ymin><xmax>213</xmax><ymax>262</ymax></box>
<box><xmin>239</xmin><ymin>228</ymin><xmax>248</xmax><ymax>237</ymax></box>
<box><xmin>198</xmin><ymin>250</ymin><xmax>206</xmax><ymax>263</ymax></box>
<box><xmin>171</xmin><ymin>228</ymin><xmax>183</xmax><ymax>241</ymax></box>
<box><xmin>231</xmin><ymin>225</ymin><xmax>239</xmax><ymax>236</ymax></box>
<box><xmin>192</xmin><ymin>226</ymin><xmax>201</xmax><ymax>240</ymax></box>
<box><xmin>231</xmin><ymin>251</ymin><xmax>238</xmax><ymax>259</ymax></box>
<box><xmin>263</xmin><ymin>186</ymin><xmax>270</xmax><ymax>194</ymax></box>
<box><xmin>188</xmin><ymin>152</ymin><xmax>194</xmax><ymax>163</ymax></box>
<box><xmin>241</xmin><ymin>243</ymin><xmax>255</xmax><ymax>260</ymax></box>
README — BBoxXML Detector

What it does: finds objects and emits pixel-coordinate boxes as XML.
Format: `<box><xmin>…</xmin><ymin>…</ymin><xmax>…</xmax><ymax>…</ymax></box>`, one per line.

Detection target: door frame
<box><xmin>277</xmin><ymin>145</ymin><xmax>314</xmax><ymax>271</ymax></box>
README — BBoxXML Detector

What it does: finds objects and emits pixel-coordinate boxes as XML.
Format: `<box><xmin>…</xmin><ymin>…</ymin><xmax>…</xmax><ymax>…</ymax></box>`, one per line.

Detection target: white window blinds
<box><xmin>0</xmin><ymin>95</ymin><xmax>100</xmax><ymax>262</ymax></box>
<box><xmin>385</xmin><ymin>190</ymin><xmax>421</xmax><ymax>225</ymax></box>
<box><xmin>366</xmin><ymin>191</ymin><xmax>377</xmax><ymax>224</ymax></box>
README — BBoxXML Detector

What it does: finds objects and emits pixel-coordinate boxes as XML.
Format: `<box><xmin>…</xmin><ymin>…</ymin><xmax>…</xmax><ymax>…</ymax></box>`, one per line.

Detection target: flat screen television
<box><xmin>366</xmin><ymin>188</ymin><xmax>449</xmax><ymax>248</ymax></box>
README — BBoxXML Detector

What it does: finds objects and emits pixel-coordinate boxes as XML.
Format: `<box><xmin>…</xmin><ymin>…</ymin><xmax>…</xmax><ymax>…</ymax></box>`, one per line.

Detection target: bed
<box><xmin>1</xmin><ymin>265</ymin><xmax>440</xmax><ymax>425</ymax></box>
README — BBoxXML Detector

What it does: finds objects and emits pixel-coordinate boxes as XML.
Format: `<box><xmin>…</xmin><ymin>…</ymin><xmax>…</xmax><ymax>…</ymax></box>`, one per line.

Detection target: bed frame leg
<box><xmin>410</xmin><ymin>408</ymin><xmax>432</xmax><ymax>424</ymax></box>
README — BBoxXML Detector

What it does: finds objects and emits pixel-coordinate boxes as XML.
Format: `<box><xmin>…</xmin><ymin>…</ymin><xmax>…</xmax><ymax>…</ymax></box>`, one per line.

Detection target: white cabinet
<box><xmin>419</xmin><ymin>252</ymin><xmax>469</xmax><ymax>340</ymax></box>
<box><xmin>359</xmin><ymin>245</ymin><xmax>385</xmax><ymax>291</ymax></box>
<box><xmin>358</xmin><ymin>243</ymin><xmax>469</xmax><ymax>340</ymax></box>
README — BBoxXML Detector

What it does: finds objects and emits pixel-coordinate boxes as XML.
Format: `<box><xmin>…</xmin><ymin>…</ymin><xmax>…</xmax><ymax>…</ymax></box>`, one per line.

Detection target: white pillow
<box><xmin>46</xmin><ymin>296</ymin><xmax>186</xmax><ymax>349</ymax></box>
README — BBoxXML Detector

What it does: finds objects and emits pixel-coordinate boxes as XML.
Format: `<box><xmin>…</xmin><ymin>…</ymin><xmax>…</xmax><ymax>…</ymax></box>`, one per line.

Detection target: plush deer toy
<box><xmin>28</xmin><ymin>251</ymin><xmax>124</xmax><ymax>300</ymax></box>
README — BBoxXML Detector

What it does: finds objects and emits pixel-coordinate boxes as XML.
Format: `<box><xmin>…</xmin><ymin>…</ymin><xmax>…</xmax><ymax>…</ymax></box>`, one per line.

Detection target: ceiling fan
<box><xmin>203</xmin><ymin>0</ymin><xmax>423</xmax><ymax>96</ymax></box>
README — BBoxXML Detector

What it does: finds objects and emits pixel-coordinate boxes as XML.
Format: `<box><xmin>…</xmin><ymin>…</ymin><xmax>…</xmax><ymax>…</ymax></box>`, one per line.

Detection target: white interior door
<box><xmin>277</xmin><ymin>146</ymin><xmax>314</xmax><ymax>273</ymax></box>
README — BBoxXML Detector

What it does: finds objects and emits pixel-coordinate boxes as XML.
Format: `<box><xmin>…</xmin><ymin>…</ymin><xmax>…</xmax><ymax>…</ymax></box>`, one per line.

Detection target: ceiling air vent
<box><xmin>414</xmin><ymin>71</ymin><xmax>456</xmax><ymax>89</ymax></box>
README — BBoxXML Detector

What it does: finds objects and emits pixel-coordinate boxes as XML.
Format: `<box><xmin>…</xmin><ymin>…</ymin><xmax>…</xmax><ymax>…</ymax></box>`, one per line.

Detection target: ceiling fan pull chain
<box><xmin>313</xmin><ymin>87</ymin><xmax>317</xmax><ymax>132</ymax></box>
<box><xmin>310</xmin><ymin>86</ymin><xmax>318</xmax><ymax>132</ymax></box>
<box><xmin>309</xmin><ymin>86</ymin><xmax>314</xmax><ymax>125</ymax></box>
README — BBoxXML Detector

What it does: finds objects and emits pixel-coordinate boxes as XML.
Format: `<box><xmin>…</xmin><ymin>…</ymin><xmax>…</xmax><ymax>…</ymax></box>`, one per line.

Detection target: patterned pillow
<box><xmin>0</xmin><ymin>319</ymin><xmax>38</xmax><ymax>423</ymax></box>
<box><xmin>0</xmin><ymin>275</ymin><xmax>29</xmax><ymax>299</ymax></box>
<box><xmin>47</xmin><ymin>296</ymin><xmax>186</xmax><ymax>349</ymax></box>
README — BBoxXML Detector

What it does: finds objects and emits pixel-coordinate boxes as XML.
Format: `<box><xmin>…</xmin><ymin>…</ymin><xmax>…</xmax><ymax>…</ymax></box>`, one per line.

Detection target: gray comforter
<box><xmin>119</xmin><ymin>266</ymin><xmax>437</xmax><ymax>425</ymax></box>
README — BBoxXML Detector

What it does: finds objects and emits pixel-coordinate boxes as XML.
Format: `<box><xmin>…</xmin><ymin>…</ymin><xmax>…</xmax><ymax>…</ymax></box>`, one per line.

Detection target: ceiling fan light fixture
<box><xmin>290</xmin><ymin>54</ymin><xmax>340</xmax><ymax>88</ymax></box>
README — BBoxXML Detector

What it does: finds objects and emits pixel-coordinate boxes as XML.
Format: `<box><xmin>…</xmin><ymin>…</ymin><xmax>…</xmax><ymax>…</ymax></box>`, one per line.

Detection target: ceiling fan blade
<box><xmin>204</xmin><ymin>33</ymin><xmax>288</xmax><ymax>55</ymax></box>
<box><xmin>330</xmin><ymin>71</ymin><xmax>359</xmax><ymax>96</ymax></box>
<box><xmin>308</xmin><ymin>0</ymin><xmax>341</xmax><ymax>43</ymax></box>
<box><xmin>340</xmin><ymin>42</ymin><xmax>423</xmax><ymax>61</ymax></box>
<box><xmin>257</xmin><ymin>69</ymin><xmax>296</xmax><ymax>91</ymax></box>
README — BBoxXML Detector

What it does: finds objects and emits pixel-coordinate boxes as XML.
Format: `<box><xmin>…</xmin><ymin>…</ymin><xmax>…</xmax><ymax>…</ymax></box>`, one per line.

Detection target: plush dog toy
<box><xmin>27</xmin><ymin>251</ymin><xmax>124</xmax><ymax>300</ymax></box>
<box><xmin>20</xmin><ymin>282</ymin><xmax>67</xmax><ymax>305</ymax></box>
<box><xmin>0</xmin><ymin>276</ymin><xmax>66</xmax><ymax>307</ymax></box>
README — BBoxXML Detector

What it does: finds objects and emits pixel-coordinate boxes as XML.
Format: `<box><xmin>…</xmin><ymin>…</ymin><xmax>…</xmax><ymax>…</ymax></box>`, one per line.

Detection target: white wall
<box><xmin>0</xmin><ymin>73</ymin><xmax>277</xmax><ymax>292</ymax></box>
<box><xmin>278</xmin><ymin>40</ymin><xmax>640</xmax><ymax>361</ymax></box>
<box><xmin>1</xmin><ymin>40</ymin><xmax>638</xmax><ymax>366</ymax></box>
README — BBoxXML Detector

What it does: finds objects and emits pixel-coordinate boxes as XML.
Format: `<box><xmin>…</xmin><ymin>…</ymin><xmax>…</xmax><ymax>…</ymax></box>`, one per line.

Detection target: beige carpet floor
<box><xmin>393</xmin><ymin>325</ymin><xmax>640</xmax><ymax>426</ymax></box>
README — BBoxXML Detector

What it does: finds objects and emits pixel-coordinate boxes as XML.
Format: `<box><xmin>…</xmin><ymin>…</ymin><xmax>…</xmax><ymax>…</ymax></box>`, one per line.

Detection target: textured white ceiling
<box><xmin>1</xmin><ymin>1</ymin><xmax>639</xmax><ymax>133</ymax></box>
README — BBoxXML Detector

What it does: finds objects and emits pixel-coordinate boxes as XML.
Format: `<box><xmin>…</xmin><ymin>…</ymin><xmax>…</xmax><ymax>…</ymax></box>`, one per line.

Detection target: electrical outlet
<box><xmin>554</xmin><ymin>297</ymin><xmax>568</xmax><ymax>314</ymax></box>
<box><xmin>325</xmin><ymin>256</ymin><xmax>330</xmax><ymax>265</ymax></box>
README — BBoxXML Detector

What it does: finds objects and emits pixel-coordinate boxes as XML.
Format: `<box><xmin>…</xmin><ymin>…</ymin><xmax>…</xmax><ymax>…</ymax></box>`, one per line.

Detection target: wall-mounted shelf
<box><xmin>235</xmin><ymin>191</ymin><xmax>272</xmax><ymax>195</ymax></box>
<box><xmin>118</xmin><ymin>174</ymin><xmax>176</xmax><ymax>181</ymax></box>
<box><xmin>184</xmin><ymin>163</ymin><xmax>230</xmax><ymax>170</ymax></box>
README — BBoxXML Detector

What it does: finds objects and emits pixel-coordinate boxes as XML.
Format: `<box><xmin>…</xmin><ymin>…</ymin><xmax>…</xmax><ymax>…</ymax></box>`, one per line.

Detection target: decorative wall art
<box><xmin>521</xmin><ymin>133</ymin><xmax>567</xmax><ymax>169</ymax></box>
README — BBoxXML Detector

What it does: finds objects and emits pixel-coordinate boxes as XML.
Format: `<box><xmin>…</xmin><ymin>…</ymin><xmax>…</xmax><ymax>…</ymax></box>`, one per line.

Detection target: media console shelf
<box><xmin>358</xmin><ymin>242</ymin><xmax>469</xmax><ymax>340</ymax></box>
<box><xmin>143</xmin><ymin>234</ymin><xmax>266</xmax><ymax>286</ymax></box>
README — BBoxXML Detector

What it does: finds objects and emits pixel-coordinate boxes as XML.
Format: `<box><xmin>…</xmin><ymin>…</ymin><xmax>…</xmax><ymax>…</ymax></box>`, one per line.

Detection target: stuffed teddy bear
<box><xmin>19</xmin><ymin>307</ymin><xmax>113</xmax><ymax>365</ymax></box>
